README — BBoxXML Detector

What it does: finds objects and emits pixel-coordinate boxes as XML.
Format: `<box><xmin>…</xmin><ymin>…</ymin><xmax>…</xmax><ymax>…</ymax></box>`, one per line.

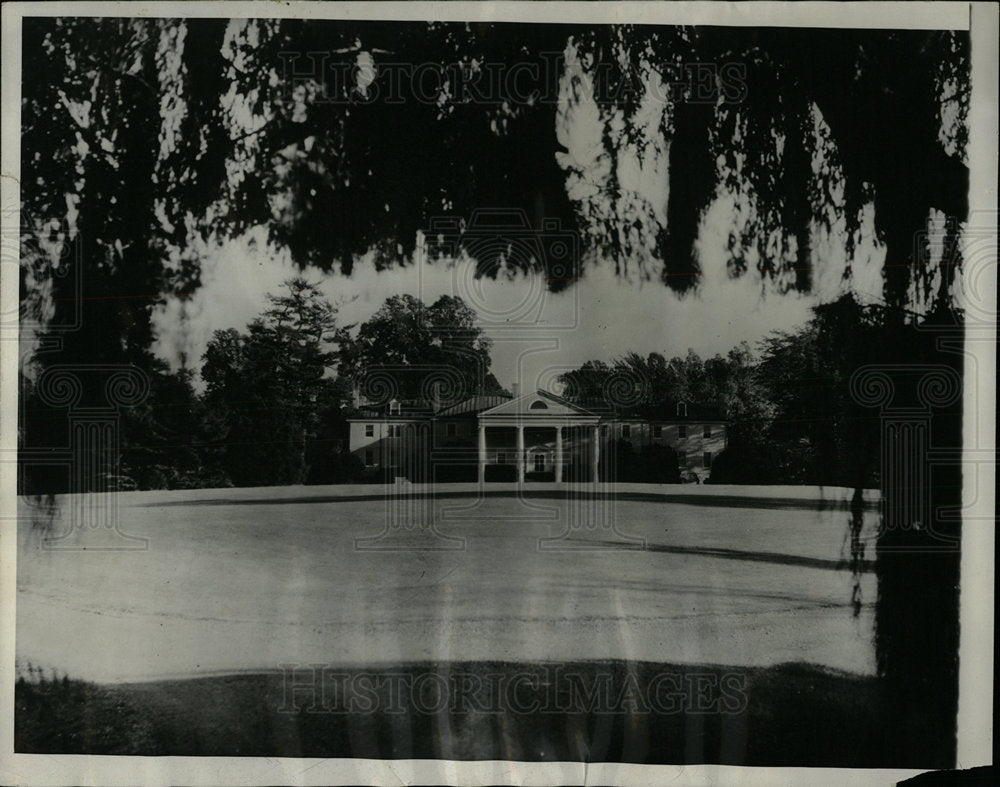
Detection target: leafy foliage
<box><xmin>556</xmin><ymin>296</ymin><xmax>949</xmax><ymax>489</ymax></box>
<box><xmin>201</xmin><ymin>279</ymin><xmax>347</xmax><ymax>486</ymax></box>
<box><xmin>340</xmin><ymin>294</ymin><xmax>506</xmax><ymax>405</ymax></box>
<box><xmin>559</xmin><ymin>345</ymin><xmax>767</xmax><ymax>423</ymax></box>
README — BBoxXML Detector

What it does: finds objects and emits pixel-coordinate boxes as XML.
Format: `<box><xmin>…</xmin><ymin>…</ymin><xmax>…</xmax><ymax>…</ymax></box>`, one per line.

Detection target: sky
<box><xmin>150</xmin><ymin>194</ymin><xmax>885</xmax><ymax>395</ymax></box>
<box><xmin>150</xmin><ymin>32</ymin><xmax>889</xmax><ymax>395</ymax></box>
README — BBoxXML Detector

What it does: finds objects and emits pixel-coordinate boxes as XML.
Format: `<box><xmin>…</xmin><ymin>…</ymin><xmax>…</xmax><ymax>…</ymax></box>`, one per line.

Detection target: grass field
<box><xmin>13</xmin><ymin>483</ymin><xmax>917</xmax><ymax>765</ymax></box>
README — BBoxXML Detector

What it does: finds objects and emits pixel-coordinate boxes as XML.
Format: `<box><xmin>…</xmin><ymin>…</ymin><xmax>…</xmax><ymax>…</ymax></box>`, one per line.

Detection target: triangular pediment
<box><xmin>480</xmin><ymin>389</ymin><xmax>599</xmax><ymax>419</ymax></box>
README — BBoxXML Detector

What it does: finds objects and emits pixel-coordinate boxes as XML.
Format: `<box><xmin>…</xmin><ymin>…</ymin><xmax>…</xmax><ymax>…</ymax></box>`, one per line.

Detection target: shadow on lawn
<box><xmin>559</xmin><ymin>538</ymin><xmax>876</xmax><ymax>573</ymax></box>
<box><xmin>15</xmin><ymin>659</ymin><xmax>949</xmax><ymax>767</ymax></box>
<box><xmin>139</xmin><ymin>489</ymin><xmax>880</xmax><ymax>512</ymax></box>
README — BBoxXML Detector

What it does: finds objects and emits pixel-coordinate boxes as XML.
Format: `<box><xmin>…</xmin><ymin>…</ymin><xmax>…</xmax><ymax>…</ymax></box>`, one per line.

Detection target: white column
<box><xmin>591</xmin><ymin>425</ymin><xmax>600</xmax><ymax>483</ymax></box>
<box><xmin>555</xmin><ymin>425</ymin><xmax>563</xmax><ymax>483</ymax></box>
<box><xmin>478</xmin><ymin>423</ymin><xmax>486</xmax><ymax>484</ymax></box>
<box><xmin>516</xmin><ymin>425</ymin><xmax>525</xmax><ymax>483</ymax></box>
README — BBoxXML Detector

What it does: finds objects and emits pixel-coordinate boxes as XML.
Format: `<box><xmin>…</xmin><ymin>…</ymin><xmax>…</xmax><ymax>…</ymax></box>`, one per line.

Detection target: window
<box><xmin>678</xmin><ymin>425</ymin><xmax>687</xmax><ymax>439</ymax></box>
<box><xmin>446</xmin><ymin>423</ymin><xmax>457</xmax><ymax>438</ymax></box>
<box><xmin>365</xmin><ymin>424</ymin><xmax>374</xmax><ymax>437</ymax></box>
<box><xmin>529</xmin><ymin>400</ymin><xmax>548</xmax><ymax>410</ymax></box>
<box><xmin>392</xmin><ymin>424</ymin><xmax>402</xmax><ymax>437</ymax></box>
<box><xmin>601</xmin><ymin>425</ymin><xmax>609</xmax><ymax>436</ymax></box>
<box><xmin>653</xmin><ymin>425</ymin><xmax>663</xmax><ymax>438</ymax></box>
<box><xmin>534</xmin><ymin>454</ymin><xmax>545</xmax><ymax>472</ymax></box>
<box><xmin>703</xmin><ymin>425</ymin><xmax>712</xmax><ymax>438</ymax></box>
<box><xmin>703</xmin><ymin>451</ymin><xmax>712</xmax><ymax>468</ymax></box>
<box><xmin>364</xmin><ymin>450</ymin><xmax>374</xmax><ymax>466</ymax></box>
<box><xmin>676</xmin><ymin>402</ymin><xmax>687</xmax><ymax>417</ymax></box>
<box><xmin>496</xmin><ymin>452</ymin><xmax>506</xmax><ymax>464</ymax></box>
<box><xmin>389</xmin><ymin>400</ymin><xmax>400</xmax><ymax>415</ymax></box>
<box><xmin>621</xmin><ymin>425</ymin><xmax>631</xmax><ymax>439</ymax></box>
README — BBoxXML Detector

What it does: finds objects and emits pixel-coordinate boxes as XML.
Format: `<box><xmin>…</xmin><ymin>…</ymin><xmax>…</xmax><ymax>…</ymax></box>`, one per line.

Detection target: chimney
<box><xmin>510</xmin><ymin>382</ymin><xmax>520</xmax><ymax>398</ymax></box>
<box><xmin>352</xmin><ymin>381</ymin><xmax>361</xmax><ymax>408</ymax></box>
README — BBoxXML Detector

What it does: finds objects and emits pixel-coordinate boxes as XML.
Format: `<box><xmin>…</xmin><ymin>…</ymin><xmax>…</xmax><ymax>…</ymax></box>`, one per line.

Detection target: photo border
<box><xmin>1</xmin><ymin>2</ymin><xmax>994</xmax><ymax>784</ymax></box>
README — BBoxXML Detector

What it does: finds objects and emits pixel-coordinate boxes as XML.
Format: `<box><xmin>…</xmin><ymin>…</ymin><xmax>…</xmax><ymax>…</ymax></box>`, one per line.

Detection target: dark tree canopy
<box><xmin>341</xmin><ymin>294</ymin><xmax>506</xmax><ymax>404</ymax></box>
<box><xmin>201</xmin><ymin>279</ymin><xmax>345</xmax><ymax>486</ymax></box>
<box><xmin>21</xmin><ymin>19</ymin><xmax>969</xmax><ymax>368</ymax></box>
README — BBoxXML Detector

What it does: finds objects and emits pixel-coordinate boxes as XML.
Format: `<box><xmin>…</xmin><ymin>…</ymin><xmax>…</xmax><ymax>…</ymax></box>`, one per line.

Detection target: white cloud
<box><xmin>152</xmin><ymin>224</ymin><xmax>817</xmax><ymax>396</ymax></box>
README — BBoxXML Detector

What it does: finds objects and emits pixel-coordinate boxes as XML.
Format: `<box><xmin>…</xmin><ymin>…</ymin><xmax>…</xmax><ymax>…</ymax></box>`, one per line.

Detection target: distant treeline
<box><xmin>18</xmin><ymin>290</ymin><xmax>937</xmax><ymax>493</ymax></box>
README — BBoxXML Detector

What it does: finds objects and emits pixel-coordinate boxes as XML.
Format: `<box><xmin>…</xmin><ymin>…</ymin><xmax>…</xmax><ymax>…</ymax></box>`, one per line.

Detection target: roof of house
<box><xmin>346</xmin><ymin>391</ymin><xmax>725</xmax><ymax>423</ymax></box>
<box><xmin>435</xmin><ymin>393</ymin><xmax>513</xmax><ymax>417</ymax></box>
<box><xmin>346</xmin><ymin>392</ymin><xmax>513</xmax><ymax>420</ymax></box>
<box><xmin>478</xmin><ymin>389</ymin><xmax>602</xmax><ymax>420</ymax></box>
<box><xmin>346</xmin><ymin>398</ymin><xmax>435</xmax><ymax>420</ymax></box>
<box><xmin>570</xmin><ymin>398</ymin><xmax>726</xmax><ymax>422</ymax></box>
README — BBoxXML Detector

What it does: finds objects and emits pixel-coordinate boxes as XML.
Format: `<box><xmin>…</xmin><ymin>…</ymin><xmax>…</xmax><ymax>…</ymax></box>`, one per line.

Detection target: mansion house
<box><xmin>347</xmin><ymin>388</ymin><xmax>727</xmax><ymax>484</ymax></box>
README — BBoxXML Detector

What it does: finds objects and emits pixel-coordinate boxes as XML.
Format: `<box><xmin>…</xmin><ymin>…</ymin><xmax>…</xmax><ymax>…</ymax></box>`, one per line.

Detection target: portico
<box><xmin>476</xmin><ymin>390</ymin><xmax>601</xmax><ymax>483</ymax></box>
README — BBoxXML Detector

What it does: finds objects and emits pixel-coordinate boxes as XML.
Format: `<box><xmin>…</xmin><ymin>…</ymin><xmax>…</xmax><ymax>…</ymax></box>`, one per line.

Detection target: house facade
<box><xmin>347</xmin><ymin>389</ymin><xmax>727</xmax><ymax>483</ymax></box>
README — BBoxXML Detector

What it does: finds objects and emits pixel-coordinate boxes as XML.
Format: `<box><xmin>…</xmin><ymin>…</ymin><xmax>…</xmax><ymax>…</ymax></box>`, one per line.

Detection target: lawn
<box><xmin>14</xmin><ymin>484</ymin><xmax>922</xmax><ymax>765</ymax></box>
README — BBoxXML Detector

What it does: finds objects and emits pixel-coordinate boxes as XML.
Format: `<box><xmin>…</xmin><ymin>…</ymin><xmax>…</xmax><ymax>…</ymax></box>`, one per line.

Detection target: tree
<box><xmin>340</xmin><ymin>294</ymin><xmax>505</xmax><ymax>405</ymax></box>
<box><xmin>559</xmin><ymin>352</ymin><xmax>696</xmax><ymax>407</ymax></box>
<box><xmin>21</xmin><ymin>20</ymin><xmax>969</xmax><ymax>320</ymax></box>
<box><xmin>559</xmin><ymin>346</ymin><xmax>767</xmax><ymax>425</ymax></box>
<box><xmin>201</xmin><ymin>279</ymin><xmax>345</xmax><ymax>486</ymax></box>
<box><xmin>750</xmin><ymin>297</ymin><xmax>889</xmax><ymax>487</ymax></box>
<box><xmin>558</xmin><ymin>360</ymin><xmax>612</xmax><ymax>403</ymax></box>
<box><xmin>166</xmin><ymin>22</ymin><xmax>967</xmax><ymax>316</ymax></box>
<box><xmin>18</xmin><ymin>17</ymin><xmax>231</xmax><ymax>494</ymax></box>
